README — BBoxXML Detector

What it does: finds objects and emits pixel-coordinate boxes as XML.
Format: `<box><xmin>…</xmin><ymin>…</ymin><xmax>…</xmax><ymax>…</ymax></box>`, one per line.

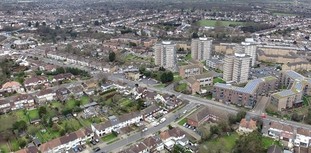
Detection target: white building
<box><xmin>154</xmin><ymin>41</ymin><xmax>177</xmax><ymax>69</ymax></box>
<box><xmin>191</xmin><ymin>37</ymin><xmax>212</xmax><ymax>61</ymax></box>
<box><xmin>241</xmin><ymin>40</ymin><xmax>257</xmax><ymax>67</ymax></box>
<box><xmin>294</xmin><ymin>128</ymin><xmax>311</xmax><ymax>147</ymax></box>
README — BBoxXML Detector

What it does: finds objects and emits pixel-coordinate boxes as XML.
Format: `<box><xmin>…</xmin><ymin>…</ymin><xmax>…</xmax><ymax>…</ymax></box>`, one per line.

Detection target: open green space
<box><xmin>201</xmin><ymin>133</ymin><xmax>238</xmax><ymax>153</ymax></box>
<box><xmin>0</xmin><ymin>143</ymin><xmax>9</xmax><ymax>153</ymax></box>
<box><xmin>81</xmin><ymin>96</ymin><xmax>90</xmax><ymax>105</ymax></box>
<box><xmin>101</xmin><ymin>133</ymin><xmax>117</xmax><ymax>142</ymax></box>
<box><xmin>65</xmin><ymin>99</ymin><xmax>77</xmax><ymax>110</ymax></box>
<box><xmin>175</xmin><ymin>83</ymin><xmax>188</xmax><ymax>92</ymax></box>
<box><xmin>174</xmin><ymin>75</ymin><xmax>183</xmax><ymax>82</ymax></box>
<box><xmin>10</xmin><ymin>139</ymin><xmax>20</xmax><ymax>152</ymax></box>
<box><xmin>0</xmin><ymin>115</ymin><xmax>16</xmax><ymax>132</ymax></box>
<box><xmin>262</xmin><ymin>137</ymin><xmax>281</xmax><ymax>149</ymax></box>
<box><xmin>27</xmin><ymin>109</ymin><xmax>39</xmax><ymax>120</ymax></box>
<box><xmin>178</xmin><ymin>118</ymin><xmax>187</xmax><ymax>126</ymax></box>
<box><xmin>273</xmin><ymin>12</ymin><xmax>297</xmax><ymax>16</ymax></box>
<box><xmin>120</xmin><ymin>99</ymin><xmax>132</xmax><ymax>107</ymax></box>
<box><xmin>154</xmin><ymin>84</ymin><xmax>166</xmax><ymax>88</ymax></box>
<box><xmin>213</xmin><ymin>77</ymin><xmax>226</xmax><ymax>84</ymax></box>
<box><xmin>197</xmin><ymin>19</ymin><xmax>245</xmax><ymax>27</ymax></box>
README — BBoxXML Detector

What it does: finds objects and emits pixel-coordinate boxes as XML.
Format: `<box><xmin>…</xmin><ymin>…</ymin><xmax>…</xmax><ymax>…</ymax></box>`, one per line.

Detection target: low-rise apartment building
<box><xmin>213</xmin><ymin>76</ymin><xmax>278</xmax><ymax>108</ymax></box>
<box><xmin>179</xmin><ymin>64</ymin><xmax>203</xmax><ymax>78</ymax></box>
<box><xmin>270</xmin><ymin>70</ymin><xmax>311</xmax><ymax>111</ymax></box>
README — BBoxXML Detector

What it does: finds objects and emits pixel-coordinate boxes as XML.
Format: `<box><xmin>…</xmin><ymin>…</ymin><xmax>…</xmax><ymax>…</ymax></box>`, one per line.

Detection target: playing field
<box><xmin>197</xmin><ymin>19</ymin><xmax>245</xmax><ymax>27</ymax></box>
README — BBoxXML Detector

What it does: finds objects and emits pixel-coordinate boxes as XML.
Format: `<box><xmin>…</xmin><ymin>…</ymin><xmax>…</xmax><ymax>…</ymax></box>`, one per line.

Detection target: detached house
<box><xmin>56</xmin><ymin>88</ymin><xmax>71</xmax><ymax>102</ymax></box>
<box><xmin>82</xmin><ymin>80</ymin><xmax>98</xmax><ymax>95</ymax></box>
<box><xmin>52</xmin><ymin>73</ymin><xmax>74</xmax><ymax>83</ymax></box>
<box><xmin>238</xmin><ymin>117</ymin><xmax>257</xmax><ymax>134</ymax></box>
<box><xmin>142</xmin><ymin>136</ymin><xmax>164</xmax><ymax>152</ymax></box>
<box><xmin>36</xmin><ymin>89</ymin><xmax>56</xmax><ymax>104</ymax></box>
<box><xmin>68</xmin><ymin>85</ymin><xmax>84</xmax><ymax>98</ymax></box>
<box><xmin>160</xmin><ymin>127</ymin><xmax>187</xmax><ymax>150</ymax></box>
<box><xmin>24</xmin><ymin>76</ymin><xmax>48</xmax><ymax>90</ymax></box>
<box><xmin>0</xmin><ymin>81</ymin><xmax>24</xmax><ymax>93</ymax></box>
<box><xmin>39</xmin><ymin>128</ymin><xmax>93</xmax><ymax>153</ymax></box>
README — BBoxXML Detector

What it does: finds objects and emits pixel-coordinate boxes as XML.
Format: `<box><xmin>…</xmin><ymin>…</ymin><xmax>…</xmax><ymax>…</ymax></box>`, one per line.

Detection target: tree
<box><xmin>35</xmin><ymin>21</ymin><xmax>39</xmax><ymax>27</ymax></box>
<box><xmin>13</xmin><ymin>120</ymin><xmax>27</xmax><ymax>132</ymax></box>
<box><xmin>168</xmin><ymin>124</ymin><xmax>173</xmax><ymax>130</ymax></box>
<box><xmin>233</xmin><ymin>131</ymin><xmax>265</xmax><ymax>153</ymax></box>
<box><xmin>139</xmin><ymin>66</ymin><xmax>146</xmax><ymax>74</ymax></box>
<box><xmin>94</xmin><ymin>20</ymin><xmax>100</xmax><ymax>26</ymax></box>
<box><xmin>160</xmin><ymin>72</ymin><xmax>168</xmax><ymax>83</ymax></box>
<box><xmin>210</xmin><ymin>125</ymin><xmax>221</xmax><ymax>135</ymax></box>
<box><xmin>18</xmin><ymin>139</ymin><xmax>27</xmax><ymax>148</ymax></box>
<box><xmin>192</xmin><ymin>32</ymin><xmax>199</xmax><ymax>38</ymax></box>
<box><xmin>28</xmin><ymin>21</ymin><xmax>32</xmax><ymax>27</ymax></box>
<box><xmin>109</xmin><ymin>52</ymin><xmax>116</xmax><ymax>62</ymax></box>
<box><xmin>305</xmin><ymin>108</ymin><xmax>311</xmax><ymax>124</ymax></box>
<box><xmin>38</xmin><ymin>106</ymin><xmax>47</xmax><ymax>118</ymax></box>
<box><xmin>236</xmin><ymin>111</ymin><xmax>247</xmax><ymax>122</ymax></box>
<box><xmin>291</xmin><ymin>112</ymin><xmax>303</xmax><ymax>122</ymax></box>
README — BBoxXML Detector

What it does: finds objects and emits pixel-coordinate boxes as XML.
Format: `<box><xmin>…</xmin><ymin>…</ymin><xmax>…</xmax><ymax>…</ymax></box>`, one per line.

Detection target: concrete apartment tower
<box><xmin>223</xmin><ymin>45</ymin><xmax>251</xmax><ymax>83</ymax></box>
<box><xmin>154</xmin><ymin>41</ymin><xmax>177</xmax><ymax>69</ymax></box>
<box><xmin>191</xmin><ymin>37</ymin><xmax>212</xmax><ymax>61</ymax></box>
<box><xmin>241</xmin><ymin>38</ymin><xmax>257</xmax><ymax>67</ymax></box>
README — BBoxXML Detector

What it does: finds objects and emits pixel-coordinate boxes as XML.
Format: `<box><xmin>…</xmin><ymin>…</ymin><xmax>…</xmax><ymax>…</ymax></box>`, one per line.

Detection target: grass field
<box><xmin>0</xmin><ymin>143</ymin><xmax>10</xmax><ymax>153</ymax></box>
<box><xmin>197</xmin><ymin>19</ymin><xmax>245</xmax><ymax>27</ymax></box>
<box><xmin>200</xmin><ymin>133</ymin><xmax>238</xmax><ymax>153</ymax></box>
<box><xmin>262</xmin><ymin>137</ymin><xmax>281</xmax><ymax>149</ymax></box>
<box><xmin>81</xmin><ymin>96</ymin><xmax>90</xmax><ymax>105</ymax></box>
<box><xmin>213</xmin><ymin>77</ymin><xmax>226</xmax><ymax>84</ymax></box>
<box><xmin>178</xmin><ymin>118</ymin><xmax>187</xmax><ymax>126</ymax></box>
<box><xmin>154</xmin><ymin>84</ymin><xmax>166</xmax><ymax>88</ymax></box>
<box><xmin>101</xmin><ymin>133</ymin><xmax>118</xmax><ymax>142</ymax></box>
<box><xmin>27</xmin><ymin>109</ymin><xmax>39</xmax><ymax>120</ymax></box>
<box><xmin>65</xmin><ymin>99</ymin><xmax>77</xmax><ymax>110</ymax></box>
<box><xmin>0</xmin><ymin>115</ymin><xmax>16</xmax><ymax>132</ymax></box>
<box><xmin>15</xmin><ymin>110</ymin><xmax>29</xmax><ymax>122</ymax></box>
<box><xmin>273</xmin><ymin>12</ymin><xmax>296</xmax><ymax>16</ymax></box>
<box><xmin>175</xmin><ymin>83</ymin><xmax>187</xmax><ymax>92</ymax></box>
<box><xmin>174</xmin><ymin>74</ymin><xmax>183</xmax><ymax>82</ymax></box>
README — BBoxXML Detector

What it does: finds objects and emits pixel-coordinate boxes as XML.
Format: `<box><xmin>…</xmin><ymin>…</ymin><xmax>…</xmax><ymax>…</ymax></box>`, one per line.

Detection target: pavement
<box><xmin>83</xmin><ymin>103</ymin><xmax>197</xmax><ymax>153</ymax></box>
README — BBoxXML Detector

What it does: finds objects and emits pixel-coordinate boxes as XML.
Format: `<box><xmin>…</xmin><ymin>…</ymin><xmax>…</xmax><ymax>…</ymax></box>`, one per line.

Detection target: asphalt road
<box><xmin>88</xmin><ymin>103</ymin><xmax>197</xmax><ymax>153</ymax></box>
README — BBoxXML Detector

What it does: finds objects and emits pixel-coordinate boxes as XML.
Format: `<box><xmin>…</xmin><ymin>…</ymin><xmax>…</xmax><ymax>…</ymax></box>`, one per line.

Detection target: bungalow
<box><xmin>0</xmin><ymin>81</ymin><xmax>24</xmax><ymax>93</ymax></box>
<box><xmin>238</xmin><ymin>117</ymin><xmax>257</xmax><ymax>134</ymax></box>
<box><xmin>82</xmin><ymin>80</ymin><xmax>98</xmax><ymax>95</ymax></box>
<box><xmin>16</xmin><ymin>146</ymin><xmax>39</xmax><ymax>153</ymax></box>
<box><xmin>39</xmin><ymin>128</ymin><xmax>93</xmax><ymax>153</ymax></box>
<box><xmin>160</xmin><ymin>127</ymin><xmax>187</xmax><ymax>150</ymax></box>
<box><xmin>55</xmin><ymin>88</ymin><xmax>71</xmax><ymax>102</ymax></box>
<box><xmin>187</xmin><ymin>106</ymin><xmax>228</xmax><ymax>128</ymax></box>
<box><xmin>294</xmin><ymin>128</ymin><xmax>311</xmax><ymax>147</ymax></box>
<box><xmin>51</xmin><ymin>73</ymin><xmax>74</xmax><ymax>83</ymax></box>
<box><xmin>24</xmin><ymin>76</ymin><xmax>48</xmax><ymax>90</ymax></box>
<box><xmin>0</xmin><ymin>99</ymin><xmax>11</xmax><ymax>113</ymax></box>
<box><xmin>91</xmin><ymin>111</ymin><xmax>143</xmax><ymax>137</ymax></box>
<box><xmin>68</xmin><ymin>85</ymin><xmax>84</xmax><ymax>98</ymax></box>
<box><xmin>142</xmin><ymin>136</ymin><xmax>164</xmax><ymax>152</ymax></box>
<box><xmin>10</xmin><ymin>94</ymin><xmax>35</xmax><ymax>110</ymax></box>
<box><xmin>36</xmin><ymin>89</ymin><xmax>56</xmax><ymax>104</ymax></box>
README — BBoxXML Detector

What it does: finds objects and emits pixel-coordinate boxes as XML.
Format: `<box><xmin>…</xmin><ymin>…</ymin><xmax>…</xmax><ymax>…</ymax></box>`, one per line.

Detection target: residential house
<box><xmin>16</xmin><ymin>146</ymin><xmax>39</xmax><ymax>153</ymax></box>
<box><xmin>0</xmin><ymin>81</ymin><xmax>24</xmax><ymax>93</ymax></box>
<box><xmin>142</xmin><ymin>136</ymin><xmax>164</xmax><ymax>152</ymax></box>
<box><xmin>267</xmin><ymin>145</ymin><xmax>283</xmax><ymax>153</ymax></box>
<box><xmin>160</xmin><ymin>127</ymin><xmax>187</xmax><ymax>150</ymax></box>
<box><xmin>179</xmin><ymin>64</ymin><xmax>203</xmax><ymax>78</ymax></box>
<box><xmin>82</xmin><ymin>80</ymin><xmax>98</xmax><ymax>95</ymax></box>
<box><xmin>10</xmin><ymin>94</ymin><xmax>35</xmax><ymax>110</ymax></box>
<box><xmin>142</xmin><ymin>104</ymin><xmax>161</xmax><ymax>119</ymax></box>
<box><xmin>186</xmin><ymin>106</ymin><xmax>227</xmax><ymax>127</ymax></box>
<box><xmin>55</xmin><ymin>88</ymin><xmax>71</xmax><ymax>102</ymax></box>
<box><xmin>185</xmin><ymin>77</ymin><xmax>200</xmax><ymax>94</ymax></box>
<box><xmin>36</xmin><ymin>89</ymin><xmax>56</xmax><ymax>104</ymax></box>
<box><xmin>238</xmin><ymin>117</ymin><xmax>257</xmax><ymax>134</ymax></box>
<box><xmin>68</xmin><ymin>85</ymin><xmax>85</xmax><ymax>98</ymax></box>
<box><xmin>24</xmin><ymin>76</ymin><xmax>48</xmax><ymax>90</ymax></box>
<box><xmin>121</xmin><ymin>142</ymin><xmax>148</xmax><ymax>153</ymax></box>
<box><xmin>39</xmin><ymin>128</ymin><xmax>93</xmax><ymax>153</ymax></box>
<box><xmin>39</xmin><ymin>64</ymin><xmax>58</xmax><ymax>72</ymax></box>
<box><xmin>194</xmin><ymin>73</ymin><xmax>214</xmax><ymax>87</ymax></box>
<box><xmin>91</xmin><ymin>112</ymin><xmax>143</xmax><ymax>137</ymax></box>
<box><xmin>101</xmin><ymin>83</ymin><xmax>115</xmax><ymax>92</ymax></box>
<box><xmin>294</xmin><ymin>128</ymin><xmax>311</xmax><ymax>147</ymax></box>
<box><xmin>125</xmin><ymin>72</ymin><xmax>141</xmax><ymax>81</ymax></box>
<box><xmin>264</xmin><ymin>121</ymin><xmax>294</xmax><ymax>143</ymax></box>
<box><xmin>51</xmin><ymin>73</ymin><xmax>74</xmax><ymax>83</ymax></box>
<box><xmin>0</xmin><ymin>99</ymin><xmax>11</xmax><ymax>113</ymax></box>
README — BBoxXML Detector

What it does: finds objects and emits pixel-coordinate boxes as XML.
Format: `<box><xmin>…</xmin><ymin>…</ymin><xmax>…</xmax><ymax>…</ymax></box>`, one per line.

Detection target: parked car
<box><xmin>93</xmin><ymin>147</ymin><xmax>101</xmax><ymax>152</ymax></box>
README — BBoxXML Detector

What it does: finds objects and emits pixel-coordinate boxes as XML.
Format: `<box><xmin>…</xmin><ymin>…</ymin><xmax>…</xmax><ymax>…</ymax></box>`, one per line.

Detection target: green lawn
<box><xmin>273</xmin><ymin>12</ymin><xmax>296</xmax><ymax>16</ymax></box>
<box><xmin>101</xmin><ymin>133</ymin><xmax>118</xmax><ymax>142</ymax></box>
<box><xmin>154</xmin><ymin>84</ymin><xmax>166</xmax><ymax>88</ymax></box>
<box><xmin>65</xmin><ymin>99</ymin><xmax>77</xmax><ymax>110</ymax></box>
<box><xmin>81</xmin><ymin>96</ymin><xmax>90</xmax><ymax>105</ymax></box>
<box><xmin>27</xmin><ymin>109</ymin><xmax>39</xmax><ymax>120</ymax></box>
<box><xmin>10</xmin><ymin>139</ymin><xmax>20</xmax><ymax>151</ymax></box>
<box><xmin>202</xmin><ymin>133</ymin><xmax>238</xmax><ymax>153</ymax></box>
<box><xmin>0</xmin><ymin>115</ymin><xmax>16</xmax><ymax>132</ymax></box>
<box><xmin>213</xmin><ymin>77</ymin><xmax>226</xmax><ymax>84</ymax></box>
<box><xmin>174</xmin><ymin>75</ymin><xmax>183</xmax><ymax>82</ymax></box>
<box><xmin>197</xmin><ymin>19</ymin><xmax>245</xmax><ymax>27</ymax></box>
<box><xmin>175</xmin><ymin>83</ymin><xmax>187</xmax><ymax>92</ymax></box>
<box><xmin>0</xmin><ymin>143</ymin><xmax>10</xmax><ymax>153</ymax></box>
<box><xmin>15</xmin><ymin>110</ymin><xmax>29</xmax><ymax>122</ymax></box>
<box><xmin>185</xmin><ymin>54</ymin><xmax>191</xmax><ymax>60</ymax></box>
<box><xmin>178</xmin><ymin>118</ymin><xmax>187</xmax><ymax>126</ymax></box>
<box><xmin>303</xmin><ymin>96</ymin><xmax>311</xmax><ymax>106</ymax></box>
<box><xmin>262</xmin><ymin>137</ymin><xmax>281</xmax><ymax>149</ymax></box>
<box><xmin>36</xmin><ymin>126</ymin><xmax>62</xmax><ymax>143</ymax></box>
<box><xmin>120</xmin><ymin>99</ymin><xmax>132</xmax><ymax>107</ymax></box>
<box><xmin>60</xmin><ymin>118</ymin><xmax>82</xmax><ymax>131</ymax></box>
<box><xmin>51</xmin><ymin>101</ymin><xmax>63</xmax><ymax>109</ymax></box>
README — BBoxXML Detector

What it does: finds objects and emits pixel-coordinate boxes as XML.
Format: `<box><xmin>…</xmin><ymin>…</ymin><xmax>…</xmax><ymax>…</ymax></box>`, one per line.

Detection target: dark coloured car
<box><xmin>93</xmin><ymin>147</ymin><xmax>101</xmax><ymax>152</ymax></box>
